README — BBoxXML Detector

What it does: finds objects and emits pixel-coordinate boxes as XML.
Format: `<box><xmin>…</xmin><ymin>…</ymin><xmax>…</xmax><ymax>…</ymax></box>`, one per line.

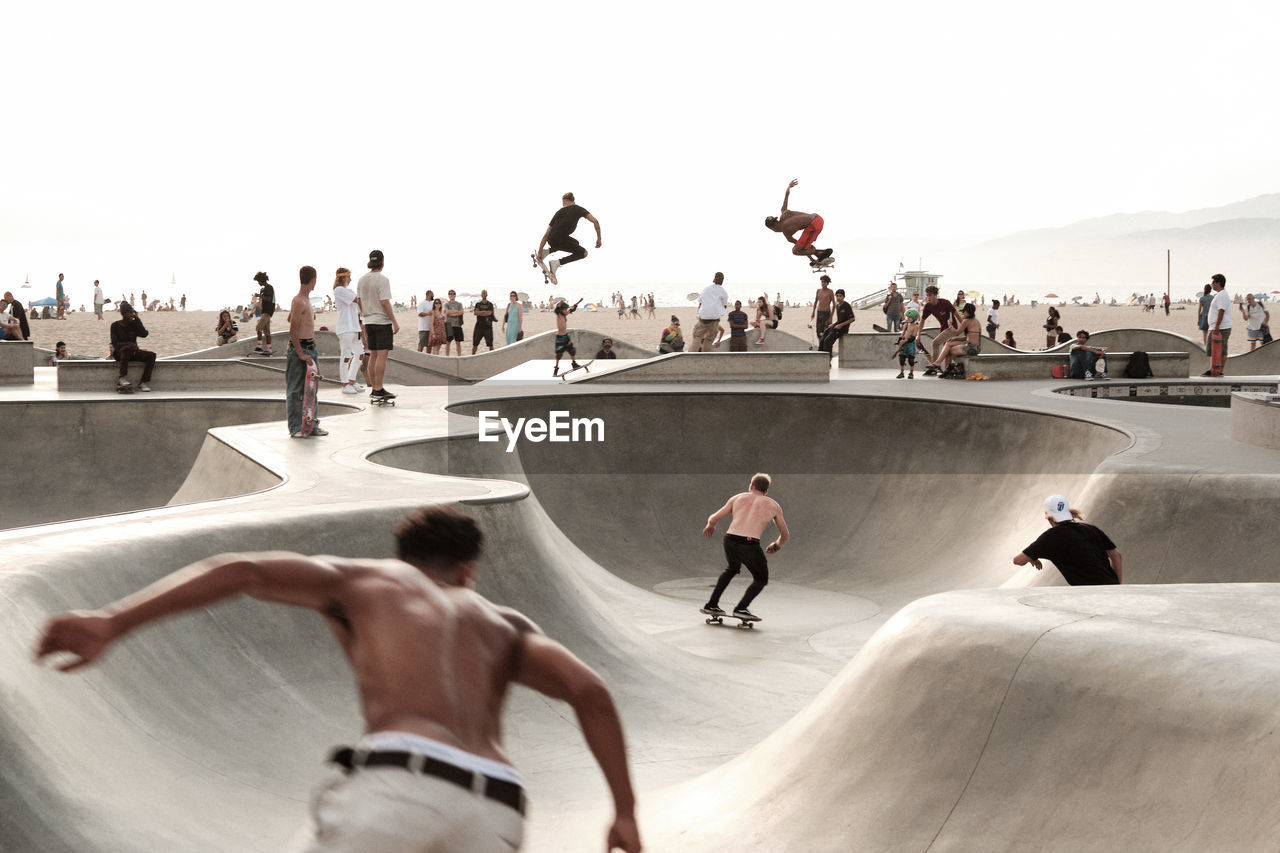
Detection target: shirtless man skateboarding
<box><xmin>764</xmin><ymin>180</ymin><xmax>833</xmax><ymax>267</ymax></box>
<box><xmin>34</xmin><ymin>506</ymin><xmax>642</xmax><ymax>853</ymax></box>
<box><xmin>552</xmin><ymin>297</ymin><xmax>584</xmax><ymax>376</ymax></box>
<box><xmin>700</xmin><ymin>473</ymin><xmax>790</xmax><ymax>621</ymax></box>
<box><xmin>536</xmin><ymin>192</ymin><xmax>602</xmax><ymax>286</ymax></box>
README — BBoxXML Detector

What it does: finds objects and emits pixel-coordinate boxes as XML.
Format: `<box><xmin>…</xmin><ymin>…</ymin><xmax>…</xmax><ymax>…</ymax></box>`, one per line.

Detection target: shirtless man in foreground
<box><xmin>34</xmin><ymin>506</ymin><xmax>641</xmax><ymax>853</ymax></box>
<box><xmin>763</xmin><ymin>179</ymin><xmax>833</xmax><ymax>266</ymax></box>
<box><xmin>700</xmin><ymin>473</ymin><xmax>791</xmax><ymax>621</ymax></box>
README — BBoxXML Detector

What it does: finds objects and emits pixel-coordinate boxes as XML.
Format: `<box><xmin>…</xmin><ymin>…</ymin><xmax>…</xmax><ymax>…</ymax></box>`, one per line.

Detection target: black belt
<box><xmin>298</xmin><ymin>338</ymin><xmax>316</xmax><ymax>348</ymax></box>
<box><xmin>725</xmin><ymin>533</ymin><xmax>760</xmax><ymax>543</ymax></box>
<box><xmin>329</xmin><ymin>747</ymin><xmax>526</xmax><ymax>815</ymax></box>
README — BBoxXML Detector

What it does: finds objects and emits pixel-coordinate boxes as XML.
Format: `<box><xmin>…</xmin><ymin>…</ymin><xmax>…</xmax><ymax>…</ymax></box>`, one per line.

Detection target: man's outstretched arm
<box><xmin>703</xmin><ymin>497</ymin><xmax>735</xmax><ymax>537</ymax></box>
<box><xmin>516</xmin><ymin>635</ymin><xmax>641</xmax><ymax>852</ymax></box>
<box><xmin>781</xmin><ymin>178</ymin><xmax>798</xmax><ymax>213</ymax></box>
<box><xmin>34</xmin><ymin>552</ymin><xmax>348</xmax><ymax>672</ymax></box>
<box><xmin>586</xmin><ymin>214</ymin><xmax>603</xmax><ymax>248</ymax></box>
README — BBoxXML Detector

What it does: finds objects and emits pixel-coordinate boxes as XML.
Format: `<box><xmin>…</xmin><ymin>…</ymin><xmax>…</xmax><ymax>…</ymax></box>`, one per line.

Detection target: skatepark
<box><xmin>3</xmin><ymin>336</ymin><xmax>1280</xmax><ymax>852</ymax></box>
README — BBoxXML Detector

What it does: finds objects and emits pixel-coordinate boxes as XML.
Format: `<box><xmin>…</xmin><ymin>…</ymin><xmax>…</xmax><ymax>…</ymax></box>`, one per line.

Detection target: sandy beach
<box><xmin>20</xmin><ymin>299</ymin><xmax>1232</xmax><ymax>362</ymax></box>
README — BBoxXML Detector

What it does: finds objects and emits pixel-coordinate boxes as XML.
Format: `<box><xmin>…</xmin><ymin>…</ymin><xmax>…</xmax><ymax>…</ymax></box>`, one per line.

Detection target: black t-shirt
<box><xmin>548</xmin><ymin>204</ymin><xmax>590</xmax><ymax>239</ymax></box>
<box><xmin>473</xmin><ymin>300</ymin><xmax>495</xmax><ymax>328</ymax></box>
<box><xmin>259</xmin><ymin>284</ymin><xmax>276</xmax><ymax>316</ymax></box>
<box><xmin>1056</xmin><ymin>331</ymin><xmax>1072</xmax><ymax>344</ymax></box>
<box><xmin>834</xmin><ymin>301</ymin><xmax>854</xmax><ymax>336</ymax></box>
<box><xmin>596</xmin><ymin>348</ymin><xmax>617</xmax><ymax>359</ymax></box>
<box><xmin>1022</xmin><ymin>522</ymin><xmax>1118</xmax><ymax>585</ymax></box>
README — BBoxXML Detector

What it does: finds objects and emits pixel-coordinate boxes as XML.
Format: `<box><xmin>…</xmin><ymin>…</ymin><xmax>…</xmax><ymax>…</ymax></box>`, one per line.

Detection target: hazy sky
<box><xmin>3</xmin><ymin>0</ymin><xmax>1277</xmax><ymax>306</ymax></box>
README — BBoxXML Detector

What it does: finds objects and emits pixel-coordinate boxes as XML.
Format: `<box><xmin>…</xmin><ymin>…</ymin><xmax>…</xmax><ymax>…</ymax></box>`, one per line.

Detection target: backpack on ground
<box><xmin>1123</xmin><ymin>351</ymin><xmax>1153</xmax><ymax>378</ymax></box>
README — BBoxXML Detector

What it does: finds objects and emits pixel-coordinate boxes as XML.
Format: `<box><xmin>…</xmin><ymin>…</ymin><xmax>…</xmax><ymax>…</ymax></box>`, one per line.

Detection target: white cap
<box><xmin>1043</xmin><ymin>494</ymin><xmax>1073</xmax><ymax>522</ymax></box>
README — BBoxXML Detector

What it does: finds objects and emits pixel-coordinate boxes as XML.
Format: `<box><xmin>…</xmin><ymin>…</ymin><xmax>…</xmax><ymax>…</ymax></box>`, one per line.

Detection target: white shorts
<box><xmin>288</xmin><ymin>734</ymin><xmax>524</xmax><ymax>853</ymax></box>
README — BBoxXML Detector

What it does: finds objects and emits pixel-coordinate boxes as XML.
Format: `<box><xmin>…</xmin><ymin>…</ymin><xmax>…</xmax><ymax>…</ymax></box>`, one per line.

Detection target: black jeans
<box><xmin>115</xmin><ymin>345</ymin><xmax>155</xmax><ymax>382</ymax></box>
<box><xmin>548</xmin><ymin>235</ymin><xmax>587</xmax><ymax>265</ymax></box>
<box><xmin>707</xmin><ymin>534</ymin><xmax>769</xmax><ymax>610</ymax></box>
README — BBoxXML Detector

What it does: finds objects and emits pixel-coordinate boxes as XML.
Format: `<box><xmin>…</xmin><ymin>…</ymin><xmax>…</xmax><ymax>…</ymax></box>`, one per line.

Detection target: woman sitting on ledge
<box><xmin>658</xmin><ymin>316</ymin><xmax>685</xmax><ymax>353</ymax></box>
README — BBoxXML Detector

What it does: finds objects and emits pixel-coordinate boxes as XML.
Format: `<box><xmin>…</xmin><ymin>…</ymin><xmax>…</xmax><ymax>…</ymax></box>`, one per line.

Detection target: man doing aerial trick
<box><xmin>764</xmin><ymin>179</ymin><xmax>833</xmax><ymax>268</ymax></box>
<box><xmin>536</xmin><ymin>192</ymin><xmax>602</xmax><ymax>286</ymax></box>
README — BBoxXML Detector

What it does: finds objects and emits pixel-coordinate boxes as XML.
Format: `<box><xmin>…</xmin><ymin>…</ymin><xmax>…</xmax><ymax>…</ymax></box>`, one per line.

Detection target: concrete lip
<box><xmin>3</xmin><ymin>364</ymin><xmax>1280</xmax><ymax>850</ymax></box>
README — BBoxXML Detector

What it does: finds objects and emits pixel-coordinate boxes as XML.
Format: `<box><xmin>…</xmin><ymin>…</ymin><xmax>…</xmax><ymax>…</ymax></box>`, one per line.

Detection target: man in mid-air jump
<box><xmin>764</xmin><ymin>179</ymin><xmax>833</xmax><ymax>267</ymax></box>
<box><xmin>536</xmin><ymin>192</ymin><xmax>602</xmax><ymax>286</ymax></box>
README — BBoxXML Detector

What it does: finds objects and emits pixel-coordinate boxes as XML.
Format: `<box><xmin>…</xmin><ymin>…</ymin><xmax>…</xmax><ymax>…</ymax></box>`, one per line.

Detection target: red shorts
<box><xmin>796</xmin><ymin>215</ymin><xmax>824</xmax><ymax>250</ymax></box>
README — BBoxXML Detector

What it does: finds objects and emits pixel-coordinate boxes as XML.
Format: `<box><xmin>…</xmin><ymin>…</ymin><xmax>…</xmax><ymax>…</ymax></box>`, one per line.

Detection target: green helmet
<box><xmin>905</xmin><ymin>309</ymin><xmax>919</xmax><ymax>320</ymax></box>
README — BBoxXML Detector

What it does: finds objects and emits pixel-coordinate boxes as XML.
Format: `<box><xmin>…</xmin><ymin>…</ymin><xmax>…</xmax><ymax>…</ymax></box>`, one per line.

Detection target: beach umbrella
<box><xmin>30</xmin><ymin>297</ymin><xmax>57</xmax><ymax>307</ymax></box>
<box><xmin>1043</xmin><ymin>293</ymin><xmax>1059</xmax><ymax>299</ymax></box>
<box><xmin>686</xmin><ymin>292</ymin><xmax>699</xmax><ymax>302</ymax></box>
<box><xmin>517</xmin><ymin>292</ymin><xmax>530</xmax><ymax>301</ymax></box>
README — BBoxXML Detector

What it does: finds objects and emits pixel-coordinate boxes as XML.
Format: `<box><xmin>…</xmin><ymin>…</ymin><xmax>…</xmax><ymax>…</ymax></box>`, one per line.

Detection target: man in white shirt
<box><xmin>93</xmin><ymin>280</ymin><xmax>104</xmax><ymax>320</ymax></box>
<box><xmin>333</xmin><ymin>268</ymin><xmax>365</xmax><ymax>394</ymax></box>
<box><xmin>357</xmin><ymin>249</ymin><xmax>400</xmax><ymax>401</ymax></box>
<box><xmin>692</xmin><ymin>272</ymin><xmax>729</xmax><ymax>352</ymax></box>
<box><xmin>1203</xmin><ymin>273</ymin><xmax>1233</xmax><ymax>376</ymax></box>
<box><xmin>416</xmin><ymin>289</ymin><xmax>435</xmax><ymax>352</ymax></box>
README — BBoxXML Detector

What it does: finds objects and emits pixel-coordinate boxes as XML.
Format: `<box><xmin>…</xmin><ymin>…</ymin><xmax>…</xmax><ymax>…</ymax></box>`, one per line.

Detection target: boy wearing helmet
<box><xmin>764</xmin><ymin>179</ymin><xmax>833</xmax><ymax>267</ymax></box>
<box><xmin>894</xmin><ymin>309</ymin><xmax>921</xmax><ymax>378</ymax></box>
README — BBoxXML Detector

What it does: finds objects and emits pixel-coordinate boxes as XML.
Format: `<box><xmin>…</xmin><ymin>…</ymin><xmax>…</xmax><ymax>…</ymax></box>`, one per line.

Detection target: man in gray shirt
<box><xmin>692</xmin><ymin>272</ymin><xmax>730</xmax><ymax>352</ymax></box>
<box><xmin>357</xmin><ymin>249</ymin><xmax>400</xmax><ymax>400</ymax></box>
<box><xmin>443</xmin><ymin>288</ymin><xmax>465</xmax><ymax>357</ymax></box>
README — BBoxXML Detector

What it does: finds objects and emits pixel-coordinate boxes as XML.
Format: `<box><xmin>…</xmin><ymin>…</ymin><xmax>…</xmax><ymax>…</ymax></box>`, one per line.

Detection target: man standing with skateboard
<box><xmin>357</xmin><ymin>249</ymin><xmax>399</xmax><ymax>402</ymax></box>
<box><xmin>536</xmin><ymin>192</ymin><xmax>602</xmax><ymax>286</ymax></box>
<box><xmin>287</xmin><ymin>265</ymin><xmax>326</xmax><ymax>438</ymax></box>
<box><xmin>700</xmin><ymin>473</ymin><xmax>790</xmax><ymax>622</ymax></box>
<box><xmin>764</xmin><ymin>180</ymin><xmax>833</xmax><ymax>267</ymax></box>
<box><xmin>1202</xmin><ymin>273</ymin><xmax>1232</xmax><ymax>376</ymax></box>
<box><xmin>34</xmin><ymin>506</ymin><xmax>642</xmax><ymax>853</ymax></box>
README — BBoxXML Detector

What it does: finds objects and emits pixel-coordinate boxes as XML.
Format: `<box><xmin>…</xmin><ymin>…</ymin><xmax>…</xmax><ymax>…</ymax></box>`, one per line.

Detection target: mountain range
<box><xmin>837</xmin><ymin>193</ymin><xmax>1280</xmax><ymax>294</ymax></box>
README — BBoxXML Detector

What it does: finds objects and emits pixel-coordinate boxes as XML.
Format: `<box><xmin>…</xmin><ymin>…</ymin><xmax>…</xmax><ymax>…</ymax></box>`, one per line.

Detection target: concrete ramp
<box><xmin>644</xmin><ymin>586</ymin><xmax>1280</xmax><ymax>852</ymax></box>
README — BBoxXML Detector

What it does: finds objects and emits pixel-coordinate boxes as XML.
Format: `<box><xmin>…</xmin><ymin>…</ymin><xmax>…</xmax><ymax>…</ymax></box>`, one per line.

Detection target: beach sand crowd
<box><xmin>19</xmin><ymin>296</ymin><xmax>1237</xmax><ymax>362</ymax></box>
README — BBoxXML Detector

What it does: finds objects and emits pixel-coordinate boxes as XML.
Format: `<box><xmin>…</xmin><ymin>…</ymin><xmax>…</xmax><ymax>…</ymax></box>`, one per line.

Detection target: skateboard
<box><xmin>299</xmin><ymin>360</ymin><xmax>320</xmax><ymax>436</ymax></box>
<box><xmin>810</xmin><ymin>256</ymin><xmax>835</xmax><ymax>272</ymax></box>
<box><xmin>1210</xmin><ymin>331</ymin><xmax>1224</xmax><ymax>377</ymax></box>
<box><xmin>250</xmin><ymin>348</ymin><xmax>274</xmax><ymax>357</ymax></box>
<box><xmin>701</xmin><ymin>608</ymin><xmax>761</xmax><ymax>629</ymax></box>
<box><xmin>872</xmin><ymin>323</ymin><xmax>890</xmax><ymax>333</ymax></box>
<box><xmin>370</xmin><ymin>395</ymin><xmax>396</xmax><ymax>407</ymax></box>
<box><xmin>530</xmin><ymin>251</ymin><xmax>550</xmax><ymax>285</ymax></box>
<box><xmin>556</xmin><ymin>359</ymin><xmax>594</xmax><ymax>381</ymax></box>
<box><xmin>115</xmin><ymin>383</ymin><xmax>135</xmax><ymax>394</ymax></box>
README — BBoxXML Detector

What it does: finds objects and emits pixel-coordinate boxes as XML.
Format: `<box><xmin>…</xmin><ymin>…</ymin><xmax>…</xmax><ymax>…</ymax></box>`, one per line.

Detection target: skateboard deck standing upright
<box><xmin>1210</xmin><ymin>332</ymin><xmax>1224</xmax><ymax>377</ymax></box>
<box><xmin>300</xmin><ymin>360</ymin><xmax>320</xmax><ymax>436</ymax></box>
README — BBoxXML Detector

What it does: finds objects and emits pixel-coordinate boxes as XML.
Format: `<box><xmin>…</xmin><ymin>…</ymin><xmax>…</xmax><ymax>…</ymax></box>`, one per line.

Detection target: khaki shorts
<box><xmin>691</xmin><ymin>319</ymin><xmax>719</xmax><ymax>351</ymax></box>
<box><xmin>290</xmin><ymin>768</ymin><xmax>523</xmax><ymax>852</ymax></box>
<box><xmin>256</xmin><ymin>313</ymin><xmax>273</xmax><ymax>335</ymax></box>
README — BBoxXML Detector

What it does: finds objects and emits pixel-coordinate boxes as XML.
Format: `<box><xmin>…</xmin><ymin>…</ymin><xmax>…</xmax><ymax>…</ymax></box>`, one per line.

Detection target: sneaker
<box><xmin>732</xmin><ymin>608</ymin><xmax>758</xmax><ymax>620</ymax></box>
<box><xmin>310</xmin><ymin>427</ymin><xmax>329</xmax><ymax>436</ymax></box>
<box><xmin>923</xmin><ymin>365</ymin><xmax>939</xmax><ymax>376</ymax></box>
<box><xmin>353</xmin><ymin>383</ymin><xmax>366</xmax><ymax>392</ymax></box>
<box><xmin>1084</xmin><ymin>371</ymin><xmax>1094</xmax><ymax>380</ymax></box>
<box><xmin>547</xmin><ymin>259</ymin><xmax>560</xmax><ymax>285</ymax></box>
<box><xmin>817</xmin><ymin>248</ymin><xmax>833</xmax><ymax>260</ymax></box>
<box><xmin>755</xmin><ymin>338</ymin><xmax>764</xmax><ymax>345</ymax></box>
<box><xmin>137</xmin><ymin>382</ymin><xmax>151</xmax><ymax>392</ymax></box>
<box><xmin>896</xmin><ymin>371</ymin><xmax>905</xmax><ymax>379</ymax></box>
<box><xmin>253</xmin><ymin>345</ymin><xmax>264</xmax><ymax>353</ymax></box>
<box><xmin>570</xmin><ymin>361</ymin><xmax>582</xmax><ymax>371</ymax></box>
<box><xmin>341</xmin><ymin>384</ymin><xmax>359</xmax><ymax>394</ymax></box>
<box><xmin>552</xmin><ymin>366</ymin><xmax>560</xmax><ymax>376</ymax></box>
<box><xmin>117</xmin><ymin>377</ymin><xmax>131</xmax><ymax>388</ymax></box>
<box><xmin>1201</xmin><ymin>370</ymin><xmax>1213</xmax><ymax>377</ymax></box>
<box><xmin>379</xmin><ymin>389</ymin><xmax>397</xmax><ymax>400</ymax></box>
<box><xmin>701</xmin><ymin>604</ymin><xmax>725</xmax><ymax>615</ymax></box>
<box><xmin>908</xmin><ymin>372</ymin><xmax>914</xmax><ymax>379</ymax></box>
<box><xmin>1098</xmin><ymin>372</ymin><xmax>1109</xmax><ymax>381</ymax></box>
